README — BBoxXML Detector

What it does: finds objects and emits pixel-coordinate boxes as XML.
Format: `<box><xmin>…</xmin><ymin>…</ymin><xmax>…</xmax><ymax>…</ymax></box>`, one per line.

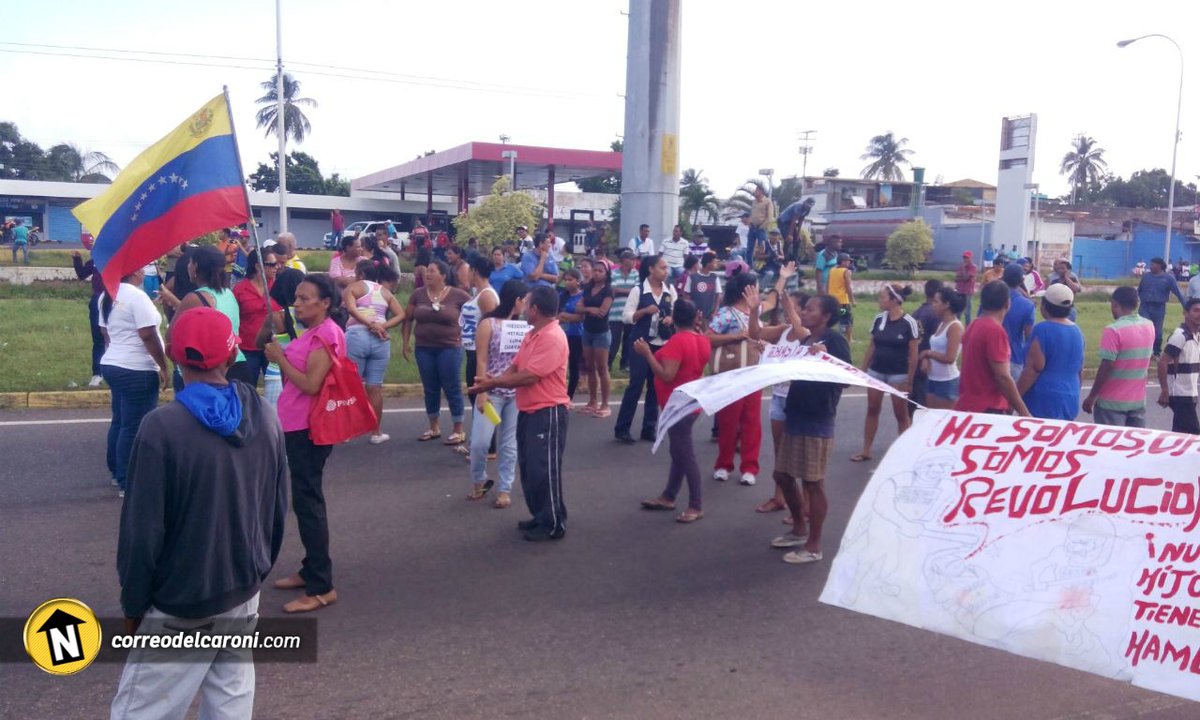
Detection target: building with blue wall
<box><xmin>1071</xmin><ymin>221</ymin><xmax>1197</xmax><ymax>279</ymax></box>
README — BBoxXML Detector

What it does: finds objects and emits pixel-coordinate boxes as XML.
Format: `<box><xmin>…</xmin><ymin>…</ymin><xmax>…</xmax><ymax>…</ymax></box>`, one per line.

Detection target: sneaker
<box><xmin>713</xmin><ymin>468</ymin><xmax>730</xmax><ymax>482</ymax></box>
<box><xmin>88</xmin><ymin>375</ymin><xmax>103</xmax><ymax>388</ymax></box>
<box><xmin>517</xmin><ymin>518</ymin><xmax>539</xmax><ymax>531</ymax></box>
<box><xmin>771</xmin><ymin>532</ymin><xmax>808</xmax><ymax>548</ymax></box>
<box><xmin>783</xmin><ymin>549</ymin><xmax>823</xmax><ymax>564</ymax></box>
<box><xmin>524</xmin><ymin>527</ymin><xmax>565</xmax><ymax>542</ymax></box>
<box><xmin>739</xmin><ymin>473</ymin><xmax>757</xmax><ymax>486</ymax></box>
<box><xmin>110</xmin><ymin>477</ymin><xmax>119</xmax><ymax>487</ymax></box>
<box><xmin>615</xmin><ymin>433</ymin><xmax>637</xmax><ymax>445</ymax></box>
<box><xmin>117</xmin><ymin>489</ymin><xmax>125</xmax><ymax>499</ymax></box>
<box><xmin>369</xmin><ymin>433</ymin><xmax>390</xmax><ymax>445</ymax></box>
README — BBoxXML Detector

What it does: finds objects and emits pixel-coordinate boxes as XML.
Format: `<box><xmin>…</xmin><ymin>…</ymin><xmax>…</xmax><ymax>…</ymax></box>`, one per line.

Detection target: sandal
<box><xmin>418</xmin><ymin>430</ymin><xmax>441</xmax><ymax>442</ymax></box>
<box><xmin>640</xmin><ymin>497</ymin><xmax>675</xmax><ymax>511</ymax></box>
<box><xmin>676</xmin><ymin>509</ymin><xmax>704</xmax><ymax>523</ymax></box>
<box><xmin>578</xmin><ymin>405</ymin><xmax>597</xmax><ymax>417</ymax></box>
<box><xmin>452</xmin><ymin>444</ymin><xmax>470</xmax><ymax>458</ymax></box>
<box><xmin>467</xmin><ymin>479</ymin><xmax>495</xmax><ymax>500</ymax></box>
<box><xmin>849</xmin><ymin>454</ymin><xmax>872</xmax><ymax>463</ymax></box>
<box><xmin>493</xmin><ymin>491</ymin><xmax>512</xmax><ymax>509</ymax></box>
<box><xmin>282</xmin><ymin>589</ymin><xmax>338</xmax><ymax>613</ymax></box>
<box><xmin>594</xmin><ymin>407</ymin><xmax>611</xmax><ymax>418</ymax></box>
<box><xmin>443</xmin><ymin>432</ymin><xmax>466</xmax><ymax>446</ymax></box>
<box><xmin>756</xmin><ymin>498</ymin><xmax>786</xmax><ymax>513</ymax></box>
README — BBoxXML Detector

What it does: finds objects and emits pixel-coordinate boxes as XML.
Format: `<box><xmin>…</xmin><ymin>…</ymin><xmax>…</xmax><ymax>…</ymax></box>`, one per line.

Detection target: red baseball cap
<box><xmin>962</xmin><ymin>251</ymin><xmax>972</xmax><ymax>258</ymax></box>
<box><xmin>169</xmin><ymin>308</ymin><xmax>239</xmax><ymax>370</ymax></box>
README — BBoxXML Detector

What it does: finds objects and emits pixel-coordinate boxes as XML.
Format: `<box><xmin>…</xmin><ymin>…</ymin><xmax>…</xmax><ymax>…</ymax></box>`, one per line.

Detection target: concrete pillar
<box><xmin>619</xmin><ymin>0</ymin><xmax>682</xmax><ymax>247</ymax></box>
<box><xmin>426</xmin><ymin>173</ymin><xmax>433</xmax><ymax>225</ymax></box>
<box><xmin>547</xmin><ymin>165</ymin><xmax>556</xmax><ymax>233</ymax></box>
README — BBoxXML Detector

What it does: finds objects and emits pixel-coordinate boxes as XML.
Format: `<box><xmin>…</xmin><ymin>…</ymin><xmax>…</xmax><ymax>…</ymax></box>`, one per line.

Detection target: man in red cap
<box><xmin>955</xmin><ymin>250</ymin><xmax>978</xmax><ymax>324</ymax></box>
<box><xmin>112</xmin><ymin>307</ymin><xmax>288</xmax><ymax>719</ymax></box>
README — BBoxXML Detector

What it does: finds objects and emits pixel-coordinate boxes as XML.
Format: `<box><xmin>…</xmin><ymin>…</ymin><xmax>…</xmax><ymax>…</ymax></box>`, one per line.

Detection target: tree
<box><xmin>723</xmin><ymin>179</ymin><xmax>763</xmax><ymax>219</ymax></box>
<box><xmin>679</xmin><ymin>168</ymin><xmax>721</xmax><ymax>226</ymax></box>
<box><xmin>884</xmin><ymin>220</ymin><xmax>933</xmax><ymax>275</ymax></box>
<box><xmin>822</xmin><ymin>167</ymin><xmax>840</xmax><ymax>178</ymax></box>
<box><xmin>1059</xmin><ymin>134</ymin><xmax>1108</xmax><ymax>205</ymax></box>
<box><xmin>44</xmin><ymin>143</ymin><xmax>119</xmax><ymax>183</ymax></box>
<box><xmin>248</xmin><ymin>151</ymin><xmax>347</xmax><ymax>195</ymax></box>
<box><xmin>576</xmin><ymin>139</ymin><xmax>623</xmax><ymax>193</ymax></box>
<box><xmin>860</xmin><ymin>132</ymin><xmax>914</xmax><ymax>181</ymax></box>
<box><xmin>772</xmin><ymin>176</ymin><xmax>806</xmax><ymax>211</ymax></box>
<box><xmin>255</xmin><ymin>72</ymin><xmax>317</xmax><ymax>143</ymax></box>
<box><xmin>1095</xmin><ymin>169</ymin><xmax>1198</xmax><ymax>209</ymax></box>
<box><xmin>452</xmin><ymin>177</ymin><xmax>541</xmax><ymax>248</ymax></box>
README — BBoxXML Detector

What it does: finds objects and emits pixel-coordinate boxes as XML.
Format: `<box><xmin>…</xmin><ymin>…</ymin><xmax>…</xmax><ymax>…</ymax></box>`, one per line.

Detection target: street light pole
<box><xmin>501</xmin><ymin>150</ymin><xmax>518</xmax><ymax>190</ymax></box>
<box><xmin>1118</xmin><ymin>33</ymin><xmax>1184</xmax><ymax>261</ymax></box>
<box><xmin>275</xmin><ymin>0</ymin><xmax>288</xmax><ymax>234</ymax></box>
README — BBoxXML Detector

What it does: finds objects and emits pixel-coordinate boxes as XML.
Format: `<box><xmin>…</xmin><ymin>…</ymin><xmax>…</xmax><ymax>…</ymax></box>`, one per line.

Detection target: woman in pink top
<box><xmin>263</xmin><ymin>273</ymin><xmax>346</xmax><ymax>614</ymax></box>
<box><xmin>327</xmin><ymin>235</ymin><xmax>363</xmax><ymax>288</ymax></box>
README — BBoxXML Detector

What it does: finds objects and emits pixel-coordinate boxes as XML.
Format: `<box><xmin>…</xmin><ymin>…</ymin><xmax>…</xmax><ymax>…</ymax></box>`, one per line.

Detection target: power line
<box><xmin>0</xmin><ymin>41</ymin><xmax>609</xmax><ymax>100</ymax></box>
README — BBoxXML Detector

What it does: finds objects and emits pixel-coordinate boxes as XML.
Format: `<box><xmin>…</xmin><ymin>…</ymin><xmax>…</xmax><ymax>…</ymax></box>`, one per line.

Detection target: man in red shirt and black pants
<box><xmin>471</xmin><ymin>285</ymin><xmax>570</xmax><ymax>541</ymax></box>
<box><xmin>956</xmin><ymin>280</ymin><xmax>1030</xmax><ymax>416</ymax></box>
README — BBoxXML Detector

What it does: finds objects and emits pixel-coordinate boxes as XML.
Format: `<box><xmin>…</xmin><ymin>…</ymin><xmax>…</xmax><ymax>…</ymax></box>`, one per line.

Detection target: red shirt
<box><xmin>233</xmin><ymin>279</ymin><xmax>281</xmax><ymax>351</ymax></box>
<box><xmin>513</xmin><ymin>321</ymin><xmax>570</xmax><ymax>412</ymax></box>
<box><xmin>955</xmin><ymin>315</ymin><xmax>1011</xmax><ymax>412</ymax></box>
<box><xmin>652</xmin><ymin>331</ymin><xmax>711</xmax><ymax>408</ymax></box>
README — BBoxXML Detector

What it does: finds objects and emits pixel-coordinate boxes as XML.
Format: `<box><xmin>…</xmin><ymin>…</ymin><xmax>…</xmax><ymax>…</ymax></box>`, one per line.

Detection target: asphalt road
<box><xmin>1</xmin><ymin>393</ymin><xmax>1195</xmax><ymax>719</ymax></box>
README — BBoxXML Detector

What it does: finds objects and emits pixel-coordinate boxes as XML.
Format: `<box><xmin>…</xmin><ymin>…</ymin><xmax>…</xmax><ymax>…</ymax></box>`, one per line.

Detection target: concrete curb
<box><xmin>4</xmin><ymin>378</ymin><xmax>635</xmax><ymax>411</ymax></box>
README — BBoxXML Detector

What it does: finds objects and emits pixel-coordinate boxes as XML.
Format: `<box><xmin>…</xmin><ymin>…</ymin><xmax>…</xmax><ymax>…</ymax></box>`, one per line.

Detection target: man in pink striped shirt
<box><xmin>1082</xmin><ymin>287</ymin><xmax>1155</xmax><ymax>427</ymax></box>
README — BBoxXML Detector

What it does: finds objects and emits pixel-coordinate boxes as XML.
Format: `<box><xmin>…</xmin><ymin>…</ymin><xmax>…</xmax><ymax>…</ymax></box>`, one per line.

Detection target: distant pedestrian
<box><xmin>682</xmin><ymin>251</ymin><xmax>723</xmax><ymax>322</ymax></box>
<box><xmin>467</xmin><ymin>279</ymin><xmax>529</xmax><ymax>509</ymax></box>
<box><xmin>1156</xmin><ymin>298</ymin><xmax>1200</xmax><ymax>435</ymax></box>
<box><xmin>955</xmin><ymin>252</ymin><xmax>977</xmax><ymax>324</ymax></box>
<box><xmin>1138</xmin><ymin>257</ymin><xmax>1187</xmax><ymax>357</ymax></box>
<box><xmin>918</xmin><ymin>288</ymin><xmax>965</xmax><ymax>410</ymax></box>
<box><xmin>1020</xmin><ymin>257</ymin><xmax>1045</xmax><ymax>295</ymax></box>
<box><xmin>1082</xmin><ymin>287</ymin><xmax>1154</xmax><ymax>427</ymax></box>
<box><xmin>111</xmin><ymin>307</ymin><xmax>287</xmax><ymax>719</ymax></box>
<box><xmin>469</xmin><ymin>285</ymin><xmax>570</xmax><ymax>541</ymax></box>
<box><xmin>770</xmin><ymin>294</ymin><xmax>852</xmax><ymax>565</ymax></box>
<box><xmin>628</xmin><ymin>223</ymin><xmax>656</xmax><ymax>256</ymax></box>
<box><xmin>910</xmin><ymin>279</ymin><xmax>943</xmax><ymax>405</ymax></box>
<box><xmin>746</xmin><ymin>184</ymin><xmax>774</xmax><ymax>264</ymax></box>
<box><xmin>827</xmin><ymin>253</ymin><xmax>855</xmax><ymax>343</ymax></box>
<box><xmin>814</xmin><ymin>234</ymin><xmax>842</xmax><ymax>294</ymax></box>
<box><xmin>521</xmin><ymin>233</ymin><xmax>560</xmax><ymax>288</ymax></box>
<box><xmin>99</xmin><ymin>267</ymin><xmax>169</xmax><ymax>497</ymax></box>
<box><xmin>1016</xmin><ymin>285</ymin><xmax>1085</xmax><ymax>420</ymax></box>
<box><xmin>1002</xmin><ymin>264</ymin><xmax>1035</xmax><ymax>380</ymax></box>
<box><xmin>10</xmin><ymin>217</ymin><xmax>28</xmax><ymax>264</ymax></box>
<box><xmin>609</xmin><ymin>249</ymin><xmax>640</xmax><ymax>371</ymax></box>
<box><xmin>660</xmin><ymin>224</ymin><xmax>689</xmax><ymax>282</ymax></box>
<box><xmin>558</xmin><ymin>268</ymin><xmax>586</xmax><ymax>400</ymax></box>
<box><xmin>328</xmin><ymin>235</ymin><xmax>364</xmax><ymax>288</ymax></box>
<box><xmin>955</xmin><ymin>280</ymin><xmax>1031</xmax><ymax>416</ymax></box>
<box><xmin>615</xmin><ymin>255</ymin><xmax>678</xmax><ymax>444</ymax></box>
<box><xmin>579</xmin><ymin>263</ymin><xmax>614</xmax><ymax>417</ymax></box>
<box><xmin>402</xmin><ymin>260</ymin><xmax>471</xmax><ymax>446</ymax></box>
<box><xmin>331</xmin><ymin>208</ymin><xmax>344</xmax><ymax>240</ymax></box>
<box><xmin>637</xmin><ymin>299</ymin><xmax>712</xmax><ymax>523</ymax></box>
<box><xmin>851</xmin><ymin>284</ymin><xmax>919</xmax><ymax>463</ymax></box>
<box><xmin>263</xmin><ymin>273</ymin><xmax>345</xmax><ymax>613</ymax></box>
<box><xmin>515</xmin><ymin>225</ymin><xmax>533</xmax><ymax>255</ymax></box>
<box><xmin>688</xmin><ymin>230</ymin><xmax>709</xmax><ymax>259</ymax></box>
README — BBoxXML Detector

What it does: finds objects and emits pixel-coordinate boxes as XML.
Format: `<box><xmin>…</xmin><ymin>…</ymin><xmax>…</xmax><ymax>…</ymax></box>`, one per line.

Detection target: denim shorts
<box><xmin>926</xmin><ymin>377</ymin><xmax>960</xmax><ymax>402</ymax></box>
<box><xmin>346</xmin><ymin>325</ymin><xmax>391</xmax><ymax>385</ymax></box>
<box><xmin>867</xmin><ymin>369</ymin><xmax>908</xmax><ymax>386</ymax></box>
<box><xmin>582</xmin><ymin>329</ymin><xmax>612</xmax><ymax>349</ymax></box>
<box><xmin>769</xmin><ymin>393</ymin><xmax>787</xmax><ymax>422</ymax></box>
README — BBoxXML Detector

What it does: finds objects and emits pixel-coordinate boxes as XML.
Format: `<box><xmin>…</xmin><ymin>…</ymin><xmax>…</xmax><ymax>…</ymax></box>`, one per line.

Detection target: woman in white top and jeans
<box><xmin>99</xmin><ymin>267</ymin><xmax>169</xmax><ymax>496</ymax></box>
<box><xmin>918</xmin><ymin>287</ymin><xmax>966</xmax><ymax>409</ymax></box>
<box><xmin>343</xmin><ymin>259</ymin><xmax>406</xmax><ymax>444</ymax></box>
<box><xmin>467</xmin><ymin>278</ymin><xmax>528</xmax><ymax>509</ymax></box>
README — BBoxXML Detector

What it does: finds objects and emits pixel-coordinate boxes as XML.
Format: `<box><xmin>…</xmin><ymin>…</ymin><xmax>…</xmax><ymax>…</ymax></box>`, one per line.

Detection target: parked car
<box><xmin>323</xmin><ymin>220</ymin><xmax>409</xmax><ymax>251</ymax></box>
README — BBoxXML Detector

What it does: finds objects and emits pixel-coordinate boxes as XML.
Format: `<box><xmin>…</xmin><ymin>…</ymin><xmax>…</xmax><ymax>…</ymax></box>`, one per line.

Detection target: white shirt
<box><xmin>734</xmin><ymin>224</ymin><xmax>749</xmax><ymax>250</ymax></box>
<box><xmin>549</xmin><ymin>236</ymin><xmax>567</xmax><ymax>263</ymax></box>
<box><xmin>660</xmin><ymin>237</ymin><xmax>689</xmax><ymax>269</ymax></box>
<box><xmin>98</xmin><ymin>283</ymin><xmax>163</xmax><ymax>372</ymax></box>
<box><xmin>1188</xmin><ymin>275</ymin><xmax>1200</xmax><ymax>299</ymax></box>
<box><xmin>621</xmin><ymin>279</ymin><xmax>678</xmax><ymax>345</ymax></box>
<box><xmin>628</xmin><ymin>236</ymin><xmax>656</xmax><ymax>256</ymax></box>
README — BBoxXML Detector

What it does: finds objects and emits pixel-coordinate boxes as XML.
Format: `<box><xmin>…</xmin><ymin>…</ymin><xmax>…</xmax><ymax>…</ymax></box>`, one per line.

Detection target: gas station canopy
<box><xmin>351</xmin><ymin>141</ymin><xmax>623</xmax><ymax>220</ymax></box>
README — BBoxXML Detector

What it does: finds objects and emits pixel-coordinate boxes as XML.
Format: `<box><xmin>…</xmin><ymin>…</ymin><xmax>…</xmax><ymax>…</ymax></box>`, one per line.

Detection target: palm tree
<box><xmin>679</xmin><ymin>169</ymin><xmax>721</xmax><ymax>226</ymax></box>
<box><xmin>723</xmin><ymin>180</ymin><xmax>761</xmax><ymax>219</ymax></box>
<box><xmin>255</xmin><ymin>72</ymin><xmax>317</xmax><ymax>143</ymax></box>
<box><xmin>1059</xmin><ymin>134</ymin><xmax>1108</xmax><ymax>205</ymax></box>
<box><xmin>859</xmin><ymin>132</ymin><xmax>914</xmax><ymax>181</ymax></box>
<box><xmin>44</xmin><ymin>143</ymin><xmax>120</xmax><ymax>183</ymax></box>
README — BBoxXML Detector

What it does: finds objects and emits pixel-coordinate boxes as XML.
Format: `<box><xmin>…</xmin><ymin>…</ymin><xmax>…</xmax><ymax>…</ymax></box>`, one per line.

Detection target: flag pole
<box><xmin>222</xmin><ymin>85</ymin><xmax>274</xmax><ymax>314</ymax></box>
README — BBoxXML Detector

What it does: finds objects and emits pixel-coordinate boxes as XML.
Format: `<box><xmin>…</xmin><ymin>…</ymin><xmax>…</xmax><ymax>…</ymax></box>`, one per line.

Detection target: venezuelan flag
<box><xmin>73</xmin><ymin>93</ymin><xmax>249</xmax><ymax>296</ymax></box>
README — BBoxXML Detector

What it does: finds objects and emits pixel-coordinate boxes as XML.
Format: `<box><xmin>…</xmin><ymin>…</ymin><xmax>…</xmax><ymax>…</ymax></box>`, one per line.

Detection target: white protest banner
<box><xmin>652</xmin><ymin>349</ymin><xmax>907</xmax><ymax>452</ymax></box>
<box><xmin>821</xmin><ymin>409</ymin><xmax>1200</xmax><ymax>703</ymax></box>
<box><xmin>499</xmin><ymin>321</ymin><xmax>531</xmax><ymax>354</ymax></box>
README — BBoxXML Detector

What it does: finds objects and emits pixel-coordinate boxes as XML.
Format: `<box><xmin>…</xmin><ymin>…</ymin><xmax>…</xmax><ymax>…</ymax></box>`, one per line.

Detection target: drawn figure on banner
<box><xmin>1005</xmin><ymin>515</ymin><xmax>1118</xmax><ymax>675</ymax></box>
<box><xmin>924</xmin><ymin>552</ymin><xmax>1013</xmax><ymax>636</ymax></box>
<box><xmin>836</xmin><ymin>451</ymin><xmax>984</xmax><ymax>605</ymax></box>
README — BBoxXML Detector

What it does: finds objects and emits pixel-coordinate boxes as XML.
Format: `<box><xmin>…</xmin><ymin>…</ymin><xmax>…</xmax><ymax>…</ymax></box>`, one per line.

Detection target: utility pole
<box><xmin>275</xmin><ymin>0</ymin><xmax>288</xmax><ymax>233</ymax></box>
<box><xmin>797</xmin><ymin>130</ymin><xmax>817</xmax><ymax>178</ymax></box>
<box><xmin>619</xmin><ymin>0</ymin><xmax>682</xmax><ymax>246</ymax></box>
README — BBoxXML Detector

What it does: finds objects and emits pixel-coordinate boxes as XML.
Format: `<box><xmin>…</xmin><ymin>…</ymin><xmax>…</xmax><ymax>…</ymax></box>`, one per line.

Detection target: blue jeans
<box><xmin>12</xmin><ymin>242</ymin><xmax>28</xmax><ymax>264</ymax></box>
<box><xmin>614</xmin><ymin>344</ymin><xmax>658</xmax><ymax>437</ymax></box>
<box><xmin>101</xmin><ymin>365</ymin><xmax>160</xmax><ymax>489</ymax></box>
<box><xmin>415</xmin><ymin>346</ymin><xmax>464</xmax><ymax>423</ymax></box>
<box><xmin>746</xmin><ymin>227</ymin><xmax>766</xmax><ymax>265</ymax></box>
<box><xmin>1140</xmin><ymin>302</ymin><xmax>1167</xmax><ymax>356</ymax></box>
<box><xmin>470</xmin><ymin>394</ymin><xmax>518</xmax><ymax>493</ymax></box>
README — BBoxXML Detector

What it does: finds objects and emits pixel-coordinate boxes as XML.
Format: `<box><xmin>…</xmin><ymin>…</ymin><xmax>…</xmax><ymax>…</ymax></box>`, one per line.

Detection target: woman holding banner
<box><xmin>851</xmin><ymin>284</ymin><xmax>919</xmax><ymax>463</ymax></box>
<box><xmin>707</xmin><ymin>271</ymin><xmax>763</xmax><ymax>485</ymax></box>
<box><xmin>466</xmin><ymin>279</ymin><xmax>528</xmax><ymax>509</ymax></box>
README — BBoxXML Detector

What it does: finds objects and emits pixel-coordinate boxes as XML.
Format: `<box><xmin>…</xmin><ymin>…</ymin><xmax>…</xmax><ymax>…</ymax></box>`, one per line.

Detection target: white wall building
<box><xmin>993</xmin><ymin>115</ymin><xmax>1037</xmax><ymax>255</ymax></box>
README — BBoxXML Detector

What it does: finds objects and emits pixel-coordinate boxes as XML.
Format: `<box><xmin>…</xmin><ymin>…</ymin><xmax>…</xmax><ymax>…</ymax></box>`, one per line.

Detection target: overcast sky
<box><xmin>2</xmin><ymin>0</ymin><xmax>1195</xmax><ymax>200</ymax></box>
